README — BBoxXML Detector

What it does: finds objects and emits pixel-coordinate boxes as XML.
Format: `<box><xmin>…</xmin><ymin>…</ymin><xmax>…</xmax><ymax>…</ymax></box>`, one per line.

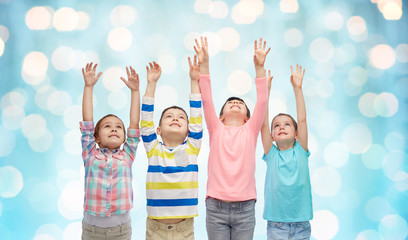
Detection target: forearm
<box><xmin>255</xmin><ymin>66</ymin><xmax>266</xmax><ymax>78</ymax></box>
<box><xmin>191</xmin><ymin>80</ymin><xmax>200</xmax><ymax>94</ymax></box>
<box><xmin>129</xmin><ymin>89</ymin><xmax>140</xmax><ymax>129</ymax></box>
<box><xmin>82</xmin><ymin>86</ymin><xmax>94</xmax><ymax>121</ymax></box>
<box><xmin>144</xmin><ymin>82</ymin><xmax>157</xmax><ymax>97</ymax></box>
<box><xmin>200</xmin><ymin>62</ymin><xmax>209</xmax><ymax>75</ymax></box>
<box><xmin>294</xmin><ymin>88</ymin><xmax>306</xmax><ymax>124</ymax></box>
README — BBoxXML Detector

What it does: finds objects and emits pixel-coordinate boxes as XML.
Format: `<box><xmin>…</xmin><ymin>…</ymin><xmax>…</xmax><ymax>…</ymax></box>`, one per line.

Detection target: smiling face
<box><xmin>94</xmin><ymin>115</ymin><xmax>126</xmax><ymax>150</ymax></box>
<box><xmin>219</xmin><ymin>97</ymin><xmax>250</xmax><ymax>124</ymax></box>
<box><xmin>157</xmin><ymin>107</ymin><xmax>189</xmax><ymax>140</ymax></box>
<box><xmin>271</xmin><ymin>114</ymin><xmax>298</xmax><ymax>146</ymax></box>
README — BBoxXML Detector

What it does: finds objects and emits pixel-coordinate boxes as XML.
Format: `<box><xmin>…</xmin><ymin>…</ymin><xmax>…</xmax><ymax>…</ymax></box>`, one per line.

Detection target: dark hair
<box><xmin>271</xmin><ymin>113</ymin><xmax>298</xmax><ymax>131</ymax></box>
<box><xmin>159</xmin><ymin>106</ymin><xmax>188</xmax><ymax>126</ymax></box>
<box><xmin>219</xmin><ymin>97</ymin><xmax>251</xmax><ymax>118</ymax></box>
<box><xmin>94</xmin><ymin>114</ymin><xmax>126</xmax><ymax>138</ymax></box>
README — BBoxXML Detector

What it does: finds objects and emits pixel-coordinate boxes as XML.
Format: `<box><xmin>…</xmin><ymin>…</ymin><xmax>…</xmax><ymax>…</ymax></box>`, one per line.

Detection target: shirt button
<box><xmin>168</xmin><ymin>226</ymin><xmax>173</xmax><ymax>229</ymax></box>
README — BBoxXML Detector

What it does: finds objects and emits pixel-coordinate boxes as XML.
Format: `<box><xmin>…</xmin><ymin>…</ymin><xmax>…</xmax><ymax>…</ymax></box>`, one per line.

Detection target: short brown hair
<box><xmin>94</xmin><ymin>114</ymin><xmax>126</xmax><ymax>138</ymax></box>
<box><xmin>159</xmin><ymin>106</ymin><xmax>188</xmax><ymax>126</ymax></box>
<box><xmin>219</xmin><ymin>97</ymin><xmax>251</xmax><ymax>118</ymax></box>
<box><xmin>271</xmin><ymin>113</ymin><xmax>297</xmax><ymax>131</ymax></box>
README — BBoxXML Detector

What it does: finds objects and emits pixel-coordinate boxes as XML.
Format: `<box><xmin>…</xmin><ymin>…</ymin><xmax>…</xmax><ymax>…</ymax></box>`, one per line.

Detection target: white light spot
<box><xmin>232</xmin><ymin>0</ymin><xmax>263</xmax><ymax>24</ymax></box>
<box><xmin>184</xmin><ymin>32</ymin><xmax>200</xmax><ymax>52</ymax></box>
<box><xmin>317</xmin><ymin>111</ymin><xmax>340</xmax><ymax>138</ymax></box>
<box><xmin>29</xmin><ymin>129</ymin><xmax>53</xmax><ymax>152</ymax></box>
<box><xmin>310</xmin><ymin>210</ymin><xmax>339</xmax><ymax>239</ymax></box>
<box><xmin>145</xmin><ymin>33</ymin><xmax>169</xmax><ymax>57</ymax></box>
<box><xmin>324</xmin><ymin>11</ymin><xmax>344</xmax><ymax>31</ymax></box>
<box><xmin>52</xmin><ymin>46</ymin><xmax>76</xmax><ymax>71</ymax></box>
<box><xmin>0</xmin><ymin>25</ymin><xmax>10</xmax><ymax>42</ymax></box>
<box><xmin>108</xmin><ymin>90</ymin><xmax>127</xmax><ymax>110</ymax></box>
<box><xmin>365</xmin><ymin>197</ymin><xmax>392</xmax><ymax>222</ymax></box>
<box><xmin>311</xmin><ymin>167</ymin><xmax>341</xmax><ymax>197</ymax></box>
<box><xmin>53</xmin><ymin>7</ymin><xmax>79</xmax><ymax>31</ymax></box>
<box><xmin>284</xmin><ymin>28</ymin><xmax>303</xmax><ymax>47</ymax></box>
<box><xmin>280</xmin><ymin>0</ymin><xmax>299</xmax><ymax>13</ymax></box>
<box><xmin>47</xmin><ymin>90</ymin><xmax>73</xmax><ymax>115</ymax></box>
<box><xmin>22</xmin><ymin>51</ymin><xmax>48</xmax><ymax>79</ymax></box>
<box><xmin>202</xmin><ymin>31</ymin><xmax>221</xmax><ymax>56</ymax></box>
<box><xmin>1</xmin><ymin>105</ymin><xmax>25</xmax><ymax>130</ymax></box>
<box><xmin>379</xmin><ymin>214</ymin><xmax>408</xmax><ymax>240</ymax></box>
<box><xmin>383</xmin><ymin>150</ymin><xmax>406</xmax><ymax>181</ymax></box>
<box><xmin>22</xmin><ymin>114</ymin><xmax>47</xmax><ymax>140</ymax></box>
<box><xmin>0</xmin><ymin>39</ymin><xmax>4</xmax><ymax>57</ymax></box>
<box><xmin>209</xmin><ymin>1</ymin><xmax>229</xmax><ymax>18</ymax></box>
<box><xmin>315</xmin><ymin>62</ymin><xmax>334</xmax><ymax>78</ymax></box>
<box><xmin>217</xmin><ymin>28</ymin><xmax>240</xmax><ymax>51</ymax></box>
<box><xmin>374</xmin><ymin>92</ymin><xmax>398</xmax><ymax>117</ymax></box>
<box><xmin>35</xmin><ymin>85</ymin><xmax>56</xmax><ymax>110</ymax></box>
<box><xmin>347</xmin><ymin>16</ymin><xmax>368</xmax><ymax>42</ymax></box>
<box><xmin>156</xmin><ymin>86</ymin><xmax>178</xmax><ymax>110</ymax></box>
<box><xmin>382</xmin><ymin>2</ymin><xmax>403</xmax><ymax>20</ymax></box>
<box><xmin>316</xmin><ymin>79</ymin><xmax>334</xmax><ymax>98</ymax></box>
<box><xmin>157</xmin><ymin>54</ymin><xmax>177</xmax><ymax>74</ymax></box>
<box><xmin>194</xmin><ymin>0</ymin><xmax>211</xmax><ymax>14</ymax></box>
<box><xmin>348</xmin><ymin>66</ymin><xmax>367</xmax><ymax>86</ymax></box>
<box><xmin>0</xmin><ymin>166</ymin><xmax>23</xmax><ymax>198</ymax></box>
<box><xmin>268</xmin><ymin>99</ymin><xmax>287</xmax><ymax>120</ymax></box>
<box><xmin>324</xmin><ymin>141</ymin><xmax>349</xmax><ymax>168</ymax></box>
<box><xmin>110</xmin><ymin>5</ymin><xmax>137</xmax><ymax>27</ymax></box>
<box><xmin>63</xmin><ymin>105</ymin><xmax>81</xmax><ymax>130</ymax></box>
<box><xmin>0</xmin><ymin>127</ymin><xmax>15</xmax><ymax>157</ymax></box>
<box><xmin>396</xmin><ymin>44</ymin><xmax>408</xmax><ymax>63</ymax></box>
<box><xmin>362</xmin><ymin>144</ymin><xmax>387</xmax><ymax>170</ymax></box>
<box><xmin>342</xmin><ymin>123</ymin><xmax>372</xmax><ymax>154</ymax></box>
<box><xmin>34</xmin><ymin>234</ymin><xmax>55</xmax><ymax>240</ymax></box>
<box><xmin>359</xmin><ymin>92</ymin><xmax>378</xmax><ymax>117</ymax></box>
<box><xmin>334</xmin><ymin>44</ymin><xmax>356</xmax><ymax>66</ymax></box>
<box><xmin>75</xmin><ymin>11</ymin><xmax>90</xmax><ymax>30</ymax></box>
<box><xmin>384</xmin><ymin>131</ymin><xmax>405</xmax><ymax>151</ymax></box>
<box><xmin>107</xmin><ymin>27</ymin><xmax>133</xmax><ymax>52</ymax></box>
<box><xmin>355</xmin><ymin>229</ymin><xmax>383</xmax><ymax>240</ymax></box>
<box><xmin>35</xmin><ymin>224</ymin><xmax>63</xmax><ymax>240</ymax></box>
<box><xmin>63</xmin><ymin>130</ymin><xmax>81</xmax><ymax>155</ymax></box>
<box><xmin>369</xmin><ymin>44</ymin><xmax>396</xmax><ymax>70</ymax></box>
<box><xmin>1</xmin><ymin>91</ymin><xmax>26</xmax><ymax>110</ymax></box>
<box><xmin>25</xmin><ymin>7</ymin><xmax>53</xmax><ymax>30</ymax></box>
<box><xmin>72</xmin><ymin>50</ymin><xmax>100</xmax><ymax>70</ymax></box>
<box><xmin>102</xmin><ymin>67</ymin><xmax>126</xmax><ymax>91</ymax></box>
<box><xmin>309</xmin><ymin>38</ymin><xmax>334</xmax><ymax>63</ymax></box>
<box><xmin>227</xmin><ymin>70</ymin><xmax>252</xmax><ymax>96</ymax></box>
<box><xmin>58</xmin><ymin>181</ymin><xmax>83</xmax><ymax>220</ymax></box>
<box><xmin>63</xmin><ymin>221</ymin><xmax>82</xmax><ymax>240</ymax></box>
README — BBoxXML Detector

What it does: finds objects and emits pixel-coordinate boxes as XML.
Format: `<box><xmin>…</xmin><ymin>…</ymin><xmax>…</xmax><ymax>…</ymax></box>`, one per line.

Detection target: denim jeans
<box><xmin>206</xmin><ymin>197</ymin><xmax>256</xmax><ymax>240</ymax></box>
<box><xmin>267</xmin><ymin>221</ymin><xmax>311</xmax><ymax>240</ymax></box>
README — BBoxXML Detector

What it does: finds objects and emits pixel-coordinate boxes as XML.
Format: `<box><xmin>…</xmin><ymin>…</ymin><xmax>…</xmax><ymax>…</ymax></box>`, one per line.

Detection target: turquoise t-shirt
<box><xmin>262</xmin><ymin>141</ymin><xmax>313</xmax><ymax>222</ymax></box>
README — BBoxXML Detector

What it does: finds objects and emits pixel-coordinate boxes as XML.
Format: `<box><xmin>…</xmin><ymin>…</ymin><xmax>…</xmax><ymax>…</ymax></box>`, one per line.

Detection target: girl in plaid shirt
<box><xmin>80</xmin><ymin>62</ymin><xmax>140</xmax><ymax>240</ymax></box>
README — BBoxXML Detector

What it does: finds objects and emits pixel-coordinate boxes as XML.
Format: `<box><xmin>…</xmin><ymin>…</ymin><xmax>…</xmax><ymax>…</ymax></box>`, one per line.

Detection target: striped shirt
<box><xmin>141</xmin><ymin>94</ymin><xmax>203</xmax><ymax>219</ymax></box>
<box><xmin>80</xmin><ymin>121</ymin><xmax>140</xmax><ymax>217</ymax></box>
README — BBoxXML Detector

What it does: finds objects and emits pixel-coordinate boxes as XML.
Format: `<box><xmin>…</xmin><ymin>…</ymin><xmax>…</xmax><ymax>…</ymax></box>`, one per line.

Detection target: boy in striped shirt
<box><xmin>141</xmin><ymin>58</ymin><xmax>202</xmax><ymax>240</ymax></box>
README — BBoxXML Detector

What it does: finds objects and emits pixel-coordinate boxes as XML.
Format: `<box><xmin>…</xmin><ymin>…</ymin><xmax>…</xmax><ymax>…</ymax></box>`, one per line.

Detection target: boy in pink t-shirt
<box><xmin>194</xmin><ymin>37</ymin><xmax>270</xmax><ymax>239</ymax></box>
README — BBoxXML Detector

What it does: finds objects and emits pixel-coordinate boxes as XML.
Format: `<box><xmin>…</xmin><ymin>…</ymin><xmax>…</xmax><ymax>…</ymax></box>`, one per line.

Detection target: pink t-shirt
<box><xmin>199</xmin><ymin>74</ymin><xmax>267</xmax><ymax>201</ymax></box>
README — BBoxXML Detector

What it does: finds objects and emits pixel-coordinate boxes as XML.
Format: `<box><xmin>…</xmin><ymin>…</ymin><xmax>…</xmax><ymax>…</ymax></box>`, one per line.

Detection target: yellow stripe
<box><xmin>146</xmin><ymin>181</ymin><xmax>198</xmax><ymax>189</ymax></box>
<box><xmin>147</xmin><ymin>148</ymin><xmax>175</xmax><ymax>159</ymax></box>
<box><xmin>190</xmin><ymin>116</ymin><xmax>202</xmax><ymax>124</ymax></box>
<box><xmin>148</xmin><ymin>215</ymin><xmax>197</xmax><ymax>219</ymax></box>
<box><xmin>141</xmin><ymin>120</ymin><xmax>154</xmax><ymax>128</ymax></box>
<box><xmin>186</xmin><ymin>141</ymin><xmax>199</xmax><ymax>155</ymax></box>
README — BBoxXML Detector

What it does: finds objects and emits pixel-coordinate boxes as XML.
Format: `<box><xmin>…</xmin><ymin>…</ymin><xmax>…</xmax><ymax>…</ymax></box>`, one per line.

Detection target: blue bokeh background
<box><xmin>0</xmin><ymin>0</ymin><xmax>407</xmax><ymax>239</ymax></box>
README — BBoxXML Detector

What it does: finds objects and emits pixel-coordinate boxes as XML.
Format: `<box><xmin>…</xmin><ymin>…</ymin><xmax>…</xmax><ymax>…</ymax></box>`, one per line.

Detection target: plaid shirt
<box><xmin>80</xmin><ymin>121</ymin><xmax>140</xmax><ymax>217</ymax></box>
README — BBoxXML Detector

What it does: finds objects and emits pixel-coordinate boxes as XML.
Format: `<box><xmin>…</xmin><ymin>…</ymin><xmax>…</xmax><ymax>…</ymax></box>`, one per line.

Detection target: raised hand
<box><xmin>120</xmin><ymin>66</ymin><xmax>139</xmax><ymax>91</ymax></box>
<box><xmin>193</xmin><ymin>36</ymin><xmax>209</xmax><ymax>65</ymax></box>
<box><xmin>188</xmin><ymin>55</ymin><xmax>200</xmax><ymax>82</ymax></box>
<box><xmin>267</xmin><ymin>69</ymin><xmax>273</xmax><ymax>93</ymax></box>
<box><xmin>253</xmin><ymin>38</ymin><xmax>271</xmax><ymax>68</ymax></box>
<box><xmin>82</xmin><ymin>62</ymin><xmax>102</xmax><ymax>87</ymax></box>
<box><xmin>290</xmin><ymin>64</ymin><xmax>305</xmax><ymax>89</ymax></box>
<box><xmin>146</xmin><ymin>61</ymin><xmax>162</xmax><ymax>83</ymax></box>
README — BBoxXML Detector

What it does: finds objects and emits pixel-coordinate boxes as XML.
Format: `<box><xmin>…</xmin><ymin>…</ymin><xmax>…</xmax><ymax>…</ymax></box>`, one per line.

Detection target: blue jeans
<box><xmin>206</xmin><ymin>197</ymin><xmax>256</xmax><ymax>240</ymax></box>
<box><xmin>267</xmin><ymin>221</ymin><xmax>311</xmax><ymax>240</ymax></box>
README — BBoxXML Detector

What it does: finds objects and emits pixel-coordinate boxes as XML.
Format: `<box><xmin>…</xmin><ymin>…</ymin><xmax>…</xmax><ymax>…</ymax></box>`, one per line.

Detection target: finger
<box><xmin>146</xmin><ymin>66</ymin><xmax>149</xmax><ymax>72</ymax></box>
<box><xmin>126</xmin><ymin>66</ymin><xmax>130</xmax><ymax>78</ymax></box>
<box><xmin>265</xmin><ymin>47</ymin><xmax>271</xmax><ymax>56</ymax></box>
<box><xmin>254</xmin><ymin>40</ymin><xmax>257</xmax><ymax>51</ymax></box>
<box><xmin>296</xmin><ymin>64</ymin><xmax>299</xmax><ymax>74</ymax></box>
<box><xmin>135</xmin><ymin>73</ymin><xmax>139</xmax><ymax>80</ymax></box>
<box><xmin>96</xmin><ymin>72</ymin><xmax>102</xmax><ymax>80</ymax></box>
<box><xmin>188</xmin><ymin>56</ymin><xmax>192</xmax><ymax>67</ymax></box>
<box><xmin>85</xmin><ymin>63</ymin><xmax>89</xmax><ymax>71</ymax></box>
<box><xmin>194</xmin><ymin>55</ymin><xmax>197</xmax><ymax>66</ymax></box>
<box><xmin>263</xmin><ymin>40</ymin><xmax>266</xmax><ymax>50</ymax></box>
<box><xmin>204</xmin><ymin>36</ymin><xmax>208</xmax><ymax>46</ymax></box>
<box><xmin>88</xmin><ymin>62</ymin><xmax>93</xmax><ymax>71</ymax></box>
<box><xmin>153</xmin><ymin>61</ymin><xmax>159</xmax><ymax>69</ymax></box>
<box><xmin>268</xmin><ymin>69</ymin><xmax>271</xmax><ymax>78</ymax></box>
<box><xmin>200</xmin><ymin>36</ymin><xmax>204</xmax><ymax>46</ymax></box>
<box><xmin>259</xmin><ymin>38</ymin><xmax>262</xmax><ymax>49</ymax></box>
<box><xmin>290</xmin><ymin>65</ymin><xmax>294</xmax><ymax>75</ymax></box>
<box><xmin>302</xmin><ymin>69</ymin><xmax>305</xmax><ymax>78</ymax></box>
<box><xmin>149</xmin><ymin>62</ymin><xmax>153</xmax><ymax>70</ymax></box>
<box><xmin>82</xmin><ymin>68</ymin><xmax>85</xmax><ymax>78</ymax></box>
<box><xmin>195</xmin><ymin>38</ymin><xmax>200</xmax><ymax>49</ymax></box>
<box><xmin>299</xmin><ymin>65</ymin><xmax>302</xmax><ymax>75</ymax></box>
<box><xmin>93</xmin><ymin>63</ymin><xmax>97</xmax><ymax>72</ymax></box>
<box><xmin>120</xmin><ymin>77</ymin><xmax>129</xmax><ymax>87</ymax></box>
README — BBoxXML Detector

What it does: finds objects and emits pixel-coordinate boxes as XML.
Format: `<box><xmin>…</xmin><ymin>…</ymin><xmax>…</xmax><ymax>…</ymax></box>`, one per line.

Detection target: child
<box><xmin>261</xmin><ymin>65</ymin><xmax>312</xmax><ymax>239</ymax></box>
<box><xmin>194</xmin><ymin>37</ymin><xmax>269</xmax><ymax>239</ymax></box>
<box><xmin>80</xmin><ymin>62</ymin><xmax>140</xmax><ymax>239</ymax></box>
<box><xmin>140</xmin><ymin>59</ymin><xmax>202</xmax><ymax>240</ymax></box>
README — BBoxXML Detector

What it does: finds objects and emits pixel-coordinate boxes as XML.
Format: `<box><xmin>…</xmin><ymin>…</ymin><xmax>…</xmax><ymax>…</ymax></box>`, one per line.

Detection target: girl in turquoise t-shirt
<box><xmin>261</xmin><ymin>65</ymin><xmax>313</xmax><ymax>240</ymax></box>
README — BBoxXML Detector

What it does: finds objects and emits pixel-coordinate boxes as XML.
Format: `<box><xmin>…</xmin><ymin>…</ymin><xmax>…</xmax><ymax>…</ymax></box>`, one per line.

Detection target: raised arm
<box><xmin>120</xmin><ymin>66</ymin><xmax>140</xmax><ymax>129</ymax></box>
<box><xmin>253</xmin><ymin>37</ymin><xmax>270</xmax><ymax>78</ymax></box>
<box><xmin>187</xmin><ymin>55</ymin><xmax>203</xmax><ymax>150</ymax></box>
<box><xmin>188</xmin><ymin>55</ymin><xmax>200</xmax><ymax>94</ymax></box>
<box><xmin>82</xmin><ymin>62</ymin><xmax>102</xmax><ymax>121</ymax></box>
<box><xmin>261</xmin><ymin>70</ymin><xmax>273</xmax><ymax>155</ymax></box>
<box><xmin>144</xmin><ymin>61</ymin><xmax>162</xmax><ymax>97</ymax></box>
<box><xmin>291</xmin><ymin>64</ymin><xmax>308</xmax><ymax>151</ymax></box>
<box><xmin>194</xmin><ymin>36</ymin><xmax>209</xmax><ymax>75</ymax></box>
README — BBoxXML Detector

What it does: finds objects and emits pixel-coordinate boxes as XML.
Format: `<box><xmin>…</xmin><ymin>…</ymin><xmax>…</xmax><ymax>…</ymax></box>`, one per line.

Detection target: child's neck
<box><xmin>276</xmin><ymin>140</ymin><xmax>296</xmax><ymax>151</ymax></box>
<box><xmin>162</xmin><ymin>136</ymin><xmax>185</xmax><ymax>148</ymax></box>
<box><xmin>222</xmin><ymin>116</ymin><xmax>246</xmax><ymax>127</ymax></box>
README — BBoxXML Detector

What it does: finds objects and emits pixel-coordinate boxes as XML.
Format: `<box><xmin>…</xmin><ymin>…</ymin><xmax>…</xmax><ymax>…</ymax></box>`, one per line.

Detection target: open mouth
<box><xmin>109</xmin><ymin>134</ymin><xmax>120</xmax><ymax>138</ymax></box>
<box><xmin>169</xmin><ymin>123</ymin><xmax>181</xmax><ymax>127</ymax></box>
<box><xmin>230</xmin><ymin>105</ymin><xmax>241</xmax><ymax>109</ymax></box>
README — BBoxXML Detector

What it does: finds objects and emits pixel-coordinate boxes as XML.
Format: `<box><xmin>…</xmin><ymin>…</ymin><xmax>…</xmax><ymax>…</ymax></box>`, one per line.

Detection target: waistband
<box><xmin>82</xmin><ymin>219</ymin><xmax>131</xmax><ymax>235</ymax></box>
<box><xmin>146</xmin><ymin>217</ymin><xmax>193</xmax><ymax>231</ymax></box>
<box><xmin>206</xmin><ymin>197</ymin><xmax>255</xmax><ymax>210</ymax></box>
<box><xmin>84</xmin><ymin>211</ymin><xmax>130</xmax><ymax>228</ymax></box>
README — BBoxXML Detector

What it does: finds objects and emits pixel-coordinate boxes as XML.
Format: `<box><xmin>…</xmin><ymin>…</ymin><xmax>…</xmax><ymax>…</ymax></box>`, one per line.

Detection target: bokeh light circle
<box><xmin>53</xmin><ymin>7</ymin><xmax>79</xmax><ymax>31</ymax></box>
<box><xmin>156</xmin><ymin>86</ymin><xmax>178</xmax><ymax>110</ymax></box>
<box><xmin>0</xmin><ymin>25</ymin><xmax>9</xmax><ymax>42</ymax></box>
<box><xmin>382</xmin><ymin>2</ymin><xmax>403</xmax><ymax>20</ymax></box>
<box><xmin>396</xmin><ymin>44</ymin><xmax>408</xmax><ymax>63</ymax></box>
<box><xmin>102</xmin><ymin>67</ymin><xmax>126</xmax><ymax>91</ymax></box>
<box><xmin>35</xmin><ymin>85</ymin><xmax>56</xmax><ymax>110</ymax></box>
<box><xmin>0</xmin><ymin>166</ymin><xmax>23</xmax><ymax>198</ymax></box>
<box><xmin>58</xmin><ymin>180</ymin><xmax>83</xmax><ymax>220</ymax></box>
<box><xmin>107</xmin><ymin>27</ymin><xmax>133</xmax><ymax>52</ymax></box>
<box><xmin>157</xmin><ymin>54</ymin><xmax>177</xmax><ymax>74</ymax></box>
<box><xmin>63</xmin><ymin>221</ymin><xmax>82</xmax><ymax>240</ymax></box>
<box><xmin>52</xmin><ymin>46</ymin><xmax>76</xmax><ymax>71</ymax></box>
<box><xmin>63</xmin><ymin>130</ymin><xmax>82</xmax><ymax>155</ymax></box>
<box><xmin>33</xmin><ymin>234</ymin><xmax>55</xmax><ymax>240</ymax></box>
<box><xmin>35</xmin><ymin>224</ymin><xmax>63</xmax><ymax>240</ymax></box>
<box><xmin>22</xmin><ymin>51</ymin><xmax>48</xmax><ymax>78</ymax></box>
<box><xmin>47</xmin><ymin>90</ymin><xmax>73</xmax><ymax>115</ymax></box>
<box><xmin>0</xmin><ymin>127</ymin><xmax>15</xmax><ymax>157</ymax></box>
<box><xmin>317</xmin><ymin>111</ymin><xmax>340</xmax><ymax>138</ymax></box>
<box><xmin>145</xmin><ymin>33</ymin><xmax>169</xmax><ymax>57</ymax></box>
<box><xmin>29</xmin><ymin>181</ymin><xmax>58</xmax><ymax>214</ymax></box>
<box><xmin>311</xmin><ymin>167</ymin><xmax>342</xmax><ymax>197</ymax></box>
<box><xmin>284</xmin><ymin>28</ymin><xmax>303</xmax><ymax>47</ymax></box>
<box><xmin>384</xmin><ymin>131</ymin><xmax>405</xmax><ymax>151</ymax></box>
<box><xmin>217</xmin><ymin>28</ymin><xmax>240</xmax><ymax>51</ymax></box>
<box><xmin>209</xmin><ymin>1</ymin><xmax>229</xmax><ymax>19</ymax></box>
<box><xmin>365</xmin><ymin>197</ymin><xmax>392</xmax><ymax>222</ymax></box>
<box><xmin>323</xmin><ymin>141</ymin><xmax>349</xmax><ymax>168</ymax></box>
<box><xmin>76</xmin><ymin>12</ymin><xmax>90</xmax><ymax>30</ymax></box>
<box><xmin>108</xmin><ymin>90</ymin><xmax>127</xmax><ymax>110</ymax></box>
<box><xmin>29</xmin><ymin>129</ymin><xmax>53</xmax><ymax>152</ymax></box>
<box><xmin>26</xmin><ymin>7</ymin><xmax>52</xmax><ymax>30</ymax></box>
<box><xmin>22</xmin><ymin>114</ymin><xmax>47</xmax><ymax>140</ymax></box>
<box><xmin>383</xmin><ymin>150</ymin><xmax>406</xmax><ymax>181</ymax></box>
<box><xmin>231</xmin><ymin>0</ymin><xmax>263</xmax><ymax>24</ymax></box>
<box><xmin>349</xmin><ymin>66</ymin><xmax>367</xmax><ymax>86</ymax></box>
<box><xmin>369</xmin><ymin>44</ymin><xmax>396</xmax><ymax>70</ymax></box>
<box><xmin>378</xmin><ymin>214</ymin><xmax>408</xmax><ymax>240</ymax></box>
<box><xmin>110</xmin><ymin>5</ymin><xmax>137</xmax><ymax>27</ymax></box>
<box><xmin>347</xmin><ymin>16</ymin><xmax>367</xmax><ymax>35</ymax></box>
<box><xmin>1</xmin><ymin>91</ymin><xmax>26</xmax><ymax>110</ymax></box>
<box><xmin>184</xmin><ymin>32</ymin><xmax>200</xmax><ymax>52</ymax></box>
<box><xmin>324</xmin><ymin>11</ymin><xmax>344</xmax><ymax>31</ymax></box>
<box><xmin>1</xmin><ymin>105</ymin><xmax>25</xmax><ymax>130</ymax></box>
<box><xmin>280</xmin><ymin>0</ymin><xmax>299</xmax><ymax>13</ymax></box>
<box><xmin>355</xmin><ymin>229</ymin><xmax>383</xmax><ymax>240</ymax></box>
<box><xmin>374</xmin><ymin>92</ymin><xmax>398</xmax><ymax>117</ymax></box>
<box><xmin>342</xmin><ymin>123</ymin><xmax>372</xmax><ymax>154</ymax></box>
<box><xmin>361</xmin><ymin>144</ymin><xmax>387</xmax><ymax>170</ymax></box>
<box><xmin>359</xmin><ymin>92</ymin><xmax>378</xmax><ymax>117</ymax></box>
<box><xmin>63</xmin><ymin>105</ymin><xmax>82</xmax><ymax>129</ymax></box>
<box><xmin>309</xmin><ymin>38</ymin><xmax>334</xmax><ymax>62</ymax></box>
<box><xmin>310</xmin><ymin>210</ymin><xmax>339</xmax><ymax>239</ymax></box>
<box><xmin>316</xmin><ymin>79</ymin><xmax>334</xmax><ymax>98</ymax></box>
<box><xmin>227</xmin><ymin>70</ymin><xmax>252</xmax><ymax>96</ymax></box>
<box><xmin>0</xmin><ymin>39</ymin><xmax>4</xmax><ymax>57</ymax></box>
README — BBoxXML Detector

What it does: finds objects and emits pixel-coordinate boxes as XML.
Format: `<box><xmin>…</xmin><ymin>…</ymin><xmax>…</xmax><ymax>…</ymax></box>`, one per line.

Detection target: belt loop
<box><xmin>92</xmin><ymin>226</ymin><xmax>95</xmax><ymax>234</ymax></box>
<box><xmin>121</xmin><ymin>224</ymin><xmax>124</xmax><ymax>234</ymax></box>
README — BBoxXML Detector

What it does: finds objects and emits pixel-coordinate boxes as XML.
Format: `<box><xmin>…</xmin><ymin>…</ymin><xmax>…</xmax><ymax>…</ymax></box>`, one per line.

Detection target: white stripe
<box><xmin>147</xmin><ymin>205</ymin><xmax>198</xmax><ymax>218</ymax></box>
<box><xmin>147</xmin><ymin>188</ymin><xmax>198</xmax><ymax>200</ymax></box>
<box><xmin>147</xmin><ymin>172</ymin><xmax>198</xmax><ymax>182</ymax></box>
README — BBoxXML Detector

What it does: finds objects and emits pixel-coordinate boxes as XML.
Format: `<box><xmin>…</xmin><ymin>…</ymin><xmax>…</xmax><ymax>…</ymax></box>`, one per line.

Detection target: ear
<box><xmin>156</xmin><ymin>127</ymin><xmax>162</xmax><ymax>136</ymax></box>
<box><xmin>95</xmin><ymin>136</ymin><xmax>101</xmax><ymax>144</ymax></box>
<box><xmin>295</xmin><ymin>130</ymin><xmax>298</xmax><ymax>139</ymax></box>
<box><xmin>219</xmin><ymin>116</ymin><xmax>225</xmax><ymax>122</ymax></box>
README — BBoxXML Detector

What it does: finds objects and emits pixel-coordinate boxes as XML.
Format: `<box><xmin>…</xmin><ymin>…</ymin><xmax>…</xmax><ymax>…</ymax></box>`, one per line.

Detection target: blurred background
<box><xmin>0</xmin><ymin>0</ymin><xmax>407</xmax><ymax>239</ymax></box>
